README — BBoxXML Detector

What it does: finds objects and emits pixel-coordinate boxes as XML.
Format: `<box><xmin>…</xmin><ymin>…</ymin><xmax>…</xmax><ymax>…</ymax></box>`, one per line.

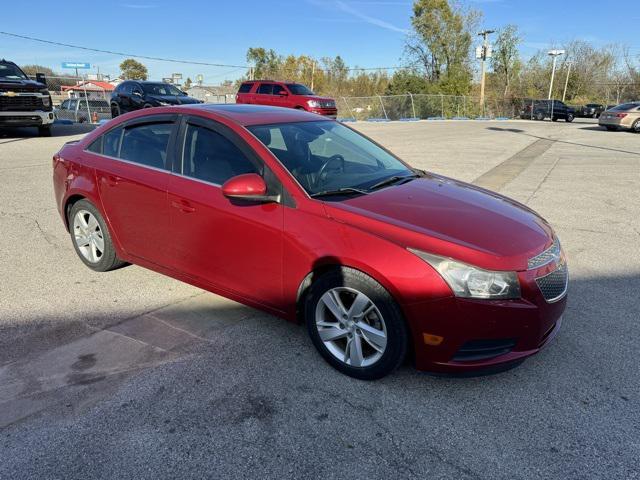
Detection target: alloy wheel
<box><xmin>73</xmin><ymin>210</ymin><xmax>105</xmax><ymax>263</ymax></box>
<box><xmin>314</xmin><ymin>287</ymin><xmax>387</xmax><ymax>367</ymax></box>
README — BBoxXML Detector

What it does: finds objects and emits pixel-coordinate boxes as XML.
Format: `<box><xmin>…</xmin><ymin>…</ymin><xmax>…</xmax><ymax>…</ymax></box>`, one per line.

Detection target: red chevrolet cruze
<box><xmin>53</xmin><ymin>104</ymin><xmax>567</xmax><ymax>379</ymax></box>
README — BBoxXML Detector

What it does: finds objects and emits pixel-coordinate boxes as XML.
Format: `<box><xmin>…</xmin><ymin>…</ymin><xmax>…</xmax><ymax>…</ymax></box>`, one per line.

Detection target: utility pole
<box><xmin>547</xmin><ymin>50</ymin><xmax>565</xmax><ymax>99</ymax></box>
<box><xmin>310</xmin><ymin>60</ymin><xmax>315</xmax><ymax>91</ymax></box>
<box><xmin>562</xmin><ymin>62</ymin><xmax>572</xmax><ymax>102</ymax></box>
<box><xmin>477</xmin><ymin>30</ymin><xmax>495</xmax><ymax>117</ymax></box>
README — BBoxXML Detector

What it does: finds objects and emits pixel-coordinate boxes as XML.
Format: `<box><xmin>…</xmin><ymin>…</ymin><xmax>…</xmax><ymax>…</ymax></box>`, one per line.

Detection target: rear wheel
<box><xmin>566</xmin><ymin>113</ymin><xmax>574</xmax><ymax>123</ymax></box>
<box><xmin>535</xmin><ymin>112</ymin><xmax>545</xmax><ymax>121</ymax></box>
<box><xmin>68</xmin><ymin>199</ymin><xmax>125</xmax><ymax>272</ymax></box>
<box><xmin>304</xmin><ymin>267</ymin><xmax>408</xmax><ymax>380</ymax></box>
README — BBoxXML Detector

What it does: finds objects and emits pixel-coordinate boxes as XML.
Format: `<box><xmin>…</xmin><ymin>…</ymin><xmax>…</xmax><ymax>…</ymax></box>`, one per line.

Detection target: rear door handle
<box><xmin>171</xmin><ymin>200</ymin><xmax>196</xmax><ymax>213</ymax></box>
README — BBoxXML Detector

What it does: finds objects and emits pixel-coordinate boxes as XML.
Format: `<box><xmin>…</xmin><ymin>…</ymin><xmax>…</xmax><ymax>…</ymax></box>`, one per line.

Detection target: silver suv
<box><xmin>55</xmin><ymin>98</ymin><xmax>111</xmax><ymax>123</ymax></box>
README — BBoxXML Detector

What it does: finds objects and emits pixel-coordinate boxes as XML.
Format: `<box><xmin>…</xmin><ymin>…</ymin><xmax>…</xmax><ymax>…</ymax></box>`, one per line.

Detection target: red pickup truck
<box><xmin>236</xmin><ymin>81</ymin><xmax>337</xmax><ymax>118</ymax></box>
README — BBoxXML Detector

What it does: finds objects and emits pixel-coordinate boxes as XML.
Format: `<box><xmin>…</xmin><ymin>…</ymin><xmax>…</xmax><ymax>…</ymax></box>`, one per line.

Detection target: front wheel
<box><xmin>68</xmin><ymin>199</ymin><xmax>126</xmax><ymax>272</ymax></box>
<box><xmin>535</xmin><ymin>112</ymin><xmax>545</xmax><ymax>121</ymax></box>
<box><xmin>304</xmin><ymin>267</ymin><xmax>408</xmax><ymax>380</ymax></box>
<box><xmin>632</xmin><ymin>119</ymin><xmax>640</xmax><ymax>133</ymax></box>
<box><xmin>566</xmin><ymin>113</ymin><xmax>574</xmax><ymax>123</ymax></box>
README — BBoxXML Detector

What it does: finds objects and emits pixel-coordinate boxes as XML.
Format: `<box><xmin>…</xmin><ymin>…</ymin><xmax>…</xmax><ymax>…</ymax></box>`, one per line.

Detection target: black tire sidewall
<box><xmin>304</xmin><ymin>267</ymin><xmax>408</xmax><ymax>380</ymax></box>
<box><xmin>632</xmin><ymin>120</ymin><xmax>640</xmax><ymax>133</ymax></box>
<box><xmin>68</xmin><ymin>200</ymin><xmax>121</xmax><ymax>272</ymax></box>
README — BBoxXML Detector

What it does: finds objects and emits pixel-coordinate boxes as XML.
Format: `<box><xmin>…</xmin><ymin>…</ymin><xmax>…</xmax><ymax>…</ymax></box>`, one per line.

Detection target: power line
<box><xmin>0</xmin><ymin>31</ymin><xmax>249</xmax><ymax>68</ymax></box>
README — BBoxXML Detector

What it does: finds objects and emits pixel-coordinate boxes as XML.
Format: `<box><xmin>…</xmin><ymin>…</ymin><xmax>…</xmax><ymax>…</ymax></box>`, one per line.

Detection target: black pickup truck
<box><xmin>520</xmin><ymin>99</ymin><xmax>575</xmax><ymax>122</ymax></box>
<box><xmin>0</xmin><ymin>59</ymin><xmax>54</xmax><ymax>136</ymax></box>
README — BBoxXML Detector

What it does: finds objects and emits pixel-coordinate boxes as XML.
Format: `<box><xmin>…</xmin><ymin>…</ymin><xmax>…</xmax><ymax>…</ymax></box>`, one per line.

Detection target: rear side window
<box><xmin>182</xmin><ymin>124</ymin><xmax>259</xmax><ymax>185</ymax></box>
<box><xmin>272</xmin><ymin>84</ymin><xmax>286</xmax><ymax>95</ymax></box>
<box><xmin>103</xmin><ymin>128</ymin><xmax>123</xmax><ymax>157</ymax></box>
<box><xmin>257</xmin><ymin>83</ymin><xmax>273</xmax><ymax>95</ymax></box>
<box><xmin>120</xmin><ymin>123</ymin><xmax>173</xmax><ymax>169</ymax></box>
<box><xmin>238</xmin><ymin>82</ymin><xmax>254</xmax><ymax>93</ymax></box>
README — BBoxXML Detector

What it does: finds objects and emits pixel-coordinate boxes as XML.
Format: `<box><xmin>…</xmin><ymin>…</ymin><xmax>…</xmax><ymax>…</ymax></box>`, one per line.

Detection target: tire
<box><xmin>566</xmin><ymin>113</ymin><xmax>574</xmax><ymax>123</ymax></box>
<box><xmin>535</xmin><ymin>112</ymin><xmax>545</xmax><ymax>121</ymax></box>
<box><xmin>143</xmin><ymin>103</ymin><xmax>154</xmax><ymax>109</ymax></box>
<box><xmin>110</xmin><ymin>103</ymin><xmax>120</xmax><ymax>118</ymax></box>
<box><xmin>632</xmin><ymin>119</ymin><xmax>640</xmax><ymax>133</ymax></box>
<box><xmin>68</xmin><ymin>199</ymin><xmax>125</xmax><ymax>272</ymax></box>
<box><xmin>304</xmin><ymin>267</ymin><xmax>408</xmax><ymax>380</ymax></box>
<box><xmin>38</xmin><ymin>125</ymin><xmax>52</xmax><ymax>137</ymax></box>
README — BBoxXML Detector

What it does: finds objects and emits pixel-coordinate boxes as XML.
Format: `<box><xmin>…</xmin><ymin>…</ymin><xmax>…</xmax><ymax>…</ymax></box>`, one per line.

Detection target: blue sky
<box><xmin>1</xmin><ymin>0</ymin><xmax>638</xmax><ymax>83</ymax></box>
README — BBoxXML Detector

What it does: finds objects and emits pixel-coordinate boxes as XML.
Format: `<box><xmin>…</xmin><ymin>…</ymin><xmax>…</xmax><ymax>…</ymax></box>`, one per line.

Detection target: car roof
<box><xmin>169</xmin><ymin>104</ymin><xmax>326</xmax><ymax>126</ymax></box>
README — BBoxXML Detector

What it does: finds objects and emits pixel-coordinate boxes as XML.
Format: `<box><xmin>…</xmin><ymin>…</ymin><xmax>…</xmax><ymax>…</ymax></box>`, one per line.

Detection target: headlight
<box><xmin>408</xmin><ymin>248</ymin><xmax>521</xmax><ymax>299</ymax></box>
<box><xmin>42</xmin><ymin>96</ymin><xmax>51</xmax><ymax>107</ymax></box>
<box><xmin>157</xmin><ymin>101</ymin><xmax>171</xmax><ymax>106</ymax></box>
<box><xmin>307</xmin><ymin>100</ymin><xmax>320</xmax><ymax>108</ymax></box>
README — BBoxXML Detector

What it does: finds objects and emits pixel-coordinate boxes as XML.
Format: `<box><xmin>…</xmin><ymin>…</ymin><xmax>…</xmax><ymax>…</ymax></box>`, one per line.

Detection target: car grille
<box><xmin>319</xmin><ymin>101</ymin><xmax>335</xmax><ymax>108</ymax></box>
<box><xmin>452</xmin><ymin>338</ymin><xmax>517</xmax><ymax>362</ymax></box>
<box><xmin>0</xmin><ymin>95</ymin><xmax>45</xmax><ymax>112</ymax></box>
<box><xmin>528</xmin><ymin>238</ymin><xmax>561</xmax><ymax>270</ymax></box>
<box><xmin>535</xmin><ymin>263</ymin><xmax>568</xmax><ymax>302</ymax></box>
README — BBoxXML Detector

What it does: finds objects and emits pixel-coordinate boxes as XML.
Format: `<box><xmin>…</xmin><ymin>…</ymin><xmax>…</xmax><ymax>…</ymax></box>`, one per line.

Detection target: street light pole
<box><xmin>547</xmin><ymin>49</ymin><xmax>565</xmax><ymax>100</ymax></box>
<box><xmin>562</xmin><ymin>62</ymin><xmax>572</xmax><ymax>102</ymax></box>
<box><xmin>477</xmin><ymin>30</ymin><xmax>495</xmax><ymax>117</ymax></box>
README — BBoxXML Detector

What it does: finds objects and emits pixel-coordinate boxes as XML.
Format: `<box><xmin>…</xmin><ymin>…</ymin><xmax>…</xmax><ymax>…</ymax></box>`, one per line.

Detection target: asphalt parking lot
<box><xmin>1</xmin><ymin>118</ymin><xmax>639</xmax><ymax>479</ymax></box>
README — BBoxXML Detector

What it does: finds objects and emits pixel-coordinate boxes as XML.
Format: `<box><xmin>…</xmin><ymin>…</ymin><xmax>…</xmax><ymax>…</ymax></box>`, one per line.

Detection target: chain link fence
<box><xmin>337</xmin><ymin>94</ymin><xmax>531</xmax><ymax>121</ymax></box>
<box><xmin>27</xmin><ymin>73</ymin><xmax>586</xmax><ymax>125</ymax></box>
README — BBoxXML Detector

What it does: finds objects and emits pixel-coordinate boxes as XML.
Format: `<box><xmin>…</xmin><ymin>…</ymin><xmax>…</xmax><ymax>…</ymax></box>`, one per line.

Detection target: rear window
<box><xmin>611</xmin><ymin>103</ymin><xmax>640</xmax><ymax>111</ymax></box>
<box><xmin>238</xmin><ymin>82</ymin><xmax>254</xmax><ymax>94</ymax></box>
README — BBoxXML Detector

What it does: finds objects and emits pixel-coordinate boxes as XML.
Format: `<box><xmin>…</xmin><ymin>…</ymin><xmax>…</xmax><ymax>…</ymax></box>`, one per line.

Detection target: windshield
<box><xmin>0</xmin><ymin>63</ymin><xmax>28</xmax><ymax>80</ymax></box>
<box><xmin>248</xmin><ymin>121</ymin><xmax>413</xmax><ymax>196</ymax></box>
<box><xmin>287</xmin><ymin>84</ymin><xmax>314</xmax><ymax>95</ymax></box>
<box><xmin>142</xmin><ymin>83</ymin><xmax>185</xmax><ymax>96</ymax></box>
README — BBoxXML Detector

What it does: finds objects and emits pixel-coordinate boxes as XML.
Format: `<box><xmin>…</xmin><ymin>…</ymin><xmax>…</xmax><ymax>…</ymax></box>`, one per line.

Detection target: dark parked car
<box><xmin>53</xmin><ymin>104</ymin><xmax>567</xmax><ymax>379</ymax></box>
<box><xmin>236</xmin><ymin>80</ymin><xmax>338</xmax><ymax>118</ymax></box>
<box><xmin>576</xmin><ymin>103</ymin><xmax>605</xmax><ymax>118</ymax></box>
<box><xmin>110</xmin><ymin>81</ymin><xmax>201</xmax><ymax>117</ymax></box>
<box><xmin>55</xmin><ymin>98</ymin><xmax>111</xmax><ymax>123</ymax></box>
<box><xmin>520</xmin><ymin>99</ymin><xmax>575</xmax><ymax>122</ymax></box>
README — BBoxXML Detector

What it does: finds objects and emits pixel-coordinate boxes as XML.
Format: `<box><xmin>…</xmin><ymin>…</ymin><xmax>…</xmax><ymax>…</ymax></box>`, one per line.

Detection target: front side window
<box><xmin>182</xmin><ymin>124</ymin><xmax>259</xmax><ymax>185</ymax></box>
<box><xmin>248</xmin><ymin>121</ymin><xmax>413</xmax><ymax>195</ymax></box>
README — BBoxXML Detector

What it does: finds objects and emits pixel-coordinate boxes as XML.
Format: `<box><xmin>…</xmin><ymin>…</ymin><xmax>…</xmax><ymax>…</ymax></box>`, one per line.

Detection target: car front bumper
<box><xmin>309</xmin><ymin>107</ymin><xmax>338</xmax><ymax>119</ymax></box>
<box><xmin>0</xmin><ymin>110</ymin><xmax>55</xmax><ymax>127</ymax></box>
<box><xmin>403</xmin><ymin>263</ymin><xmax>567</xmax><ymax>374</ymax></box>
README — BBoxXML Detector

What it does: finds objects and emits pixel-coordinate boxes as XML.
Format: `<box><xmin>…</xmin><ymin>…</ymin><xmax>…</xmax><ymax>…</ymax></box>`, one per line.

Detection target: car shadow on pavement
<box><xmin>0</xmin><ymin>124</ymin><xmax>96</xmax><ymax>140</ymax></box>
<box><xmin>0</xmin><ymin>272</ymin><xmax>638</xmax><ymax>478</ymax></box>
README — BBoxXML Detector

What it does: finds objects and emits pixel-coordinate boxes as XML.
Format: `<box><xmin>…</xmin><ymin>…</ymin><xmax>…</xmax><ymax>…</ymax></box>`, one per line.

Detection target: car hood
<box><xmin>302</xmin><ymin>95</ymin><xmax>335</xmax><ymax>103</ymax></box>
<box><xmin>148</xmin><ymin>94</ymin><xmax>200</xmax><ymax>104</ymax></box>
<box><xmin>323</xmin><ymin>174</ymin><xmax>554</xmax><ymax>271</ymax></box>
<box><xmin>0</xmin><ymin>79</ymin><xmax>46</xmax><ymax>91</ymax></box>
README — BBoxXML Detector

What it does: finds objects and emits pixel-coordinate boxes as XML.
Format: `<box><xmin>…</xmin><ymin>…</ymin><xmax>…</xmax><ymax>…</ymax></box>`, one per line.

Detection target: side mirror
<box><xmin>133</xmin><ymin>90</ymin><xmax>143</xmax><ymax>97</ymax></box>
<box><xmin>278</xmin><ymin>91</ymin><xmax>288</xmax><ymax>96</ymax></box>
<box><xmin>35</xmin><ymin>72</ymin><xmax>47</xmax><ymax>84</ymax></box>
<box><xmin>221</xmin><ymin>173</ymin><xmax>280</xmax><ymax>203</ymax></box>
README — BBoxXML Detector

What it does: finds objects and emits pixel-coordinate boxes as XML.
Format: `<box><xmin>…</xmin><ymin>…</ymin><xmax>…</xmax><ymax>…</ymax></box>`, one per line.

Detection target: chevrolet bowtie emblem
<box><xmin>5</xmin><ymin>91</ymin><xmax>17</xmax><ymax>97</ymax></box>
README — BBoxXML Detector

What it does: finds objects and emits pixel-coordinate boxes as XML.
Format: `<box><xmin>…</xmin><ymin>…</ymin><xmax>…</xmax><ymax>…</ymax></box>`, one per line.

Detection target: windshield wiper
<box><xmin>310</xmin><ymin>187</ymin><xmax>369</xmax><ymax>198</ymax></box>
<box><xmin>369</xmin><ymin>173</ymin><xmax>421</xmax><ymax>191</ymax></box>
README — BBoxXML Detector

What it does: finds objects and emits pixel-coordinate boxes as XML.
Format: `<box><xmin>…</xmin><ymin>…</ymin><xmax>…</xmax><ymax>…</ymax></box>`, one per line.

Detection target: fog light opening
<box><xmin>423</xmin><ymin>333</ymin><xmax>444</xmax><ymax>346</ymax></box>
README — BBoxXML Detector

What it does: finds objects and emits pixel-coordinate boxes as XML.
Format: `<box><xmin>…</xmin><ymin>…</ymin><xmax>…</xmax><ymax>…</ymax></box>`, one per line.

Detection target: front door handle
<box><xmin>171</xmin><ymin>200</ymin><xmax>196</xmax><ymax>213</ymax></box>
<box><xmin>105</xmin><ymin>175</ymin><xmax>121</xmax><ymax>187</ymax></box>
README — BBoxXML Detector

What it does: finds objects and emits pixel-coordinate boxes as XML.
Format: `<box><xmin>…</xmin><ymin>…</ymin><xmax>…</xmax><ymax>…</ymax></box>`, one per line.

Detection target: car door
<box><xmin>255</xmin><ymin>83</ymin><xmax>274</xmax><ymax>106</ymax></box>
<box><xmin>271</xmin><ymin>84</ymin><xmax>290</xmax><ymax>109</ymax></box>
<box><xmin>167</xmin><ymin>115</ymin><xmax>284</xmax><ymax>308</ymax></box>
<box><xmin>130</xmin><ymin>83</ymin><xmax>145</xmax><ymax>111</ymax></box>
<box><xmin>92</xmin><ymin>114</ymin><xmax>177</xmax><ymax>265</ymax></box>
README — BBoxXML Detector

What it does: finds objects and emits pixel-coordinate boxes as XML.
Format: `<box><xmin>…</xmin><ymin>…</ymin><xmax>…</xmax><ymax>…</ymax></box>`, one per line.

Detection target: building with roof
<box><xmin>61</xmin><ymin>81</ymin><xmax>117</xmax><ymax>100</ymax></box>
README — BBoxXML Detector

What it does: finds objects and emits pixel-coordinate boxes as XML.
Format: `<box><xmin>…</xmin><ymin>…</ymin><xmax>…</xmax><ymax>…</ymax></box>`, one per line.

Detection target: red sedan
<box><xmin>53</xmin><ymin>104</ymin><xmax>567</xmax><ymax>380</ymax></box>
